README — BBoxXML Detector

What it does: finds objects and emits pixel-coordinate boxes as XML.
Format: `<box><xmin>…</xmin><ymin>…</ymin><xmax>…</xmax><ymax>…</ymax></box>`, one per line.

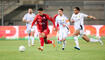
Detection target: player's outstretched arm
<box><xmin>87</xmin><ymin>16</ymin><xmax>96</xmax><ymax>20</ymax></box>
<box><xmin>47</xmin><ymin>14</ymin><xmax>56</xmax><ymax>28</ymax></box>
<box><xmin>31</xmin><ymin>15</ymin><xmax>37</xmax><ymax>28</ymax></box>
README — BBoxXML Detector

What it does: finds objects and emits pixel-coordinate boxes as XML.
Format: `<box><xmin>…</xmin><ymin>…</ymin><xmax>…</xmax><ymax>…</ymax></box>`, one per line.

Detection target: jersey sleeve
<box><xmin>82</xmin><ymin>13</ymin><xmax>88</xmax><ymax>18</ymax></box>
<box><xmin>53</xmin><ymin>14</ymin><xmax>58</xmax><ymax>27</ymax></box>
<box><xmin>46</xmin><ymin>14</ymin><xmax>56</xmax><ymax>28</ymax></box>
<box><xmin>31</xmin><ymin>15</ymin><xmax>38</xmax><ymax>27</ymax></box>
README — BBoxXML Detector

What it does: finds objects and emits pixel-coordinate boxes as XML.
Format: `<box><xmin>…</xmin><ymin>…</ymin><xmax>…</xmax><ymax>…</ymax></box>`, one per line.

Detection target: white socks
<box><xmin>62</xmin><ymin>40</ymin><xmax>66</xmax><ymax>48</ymax></box>
<box><xmin>74</xmin><ymin>36</ymin><xmax>80</xmax><ymax>48</ymax></box>
<box><xmin>28</xmin><ymin>36</ymin><xmax>31</xmax><ymax>47</ymax></box>
<box><xmin>90</xmin><ymin>38</ymin><xmax>99</xmax><ymax>42</ymax></box>
<box><xmin>28</xmin><ymin>36</ymin><xmax>34</xmax><ymax>47</ymax></box>
<box><xmin>31</xmin><ymin>36</ymin><xmax>34</xmax><ymax>45</ymax></box>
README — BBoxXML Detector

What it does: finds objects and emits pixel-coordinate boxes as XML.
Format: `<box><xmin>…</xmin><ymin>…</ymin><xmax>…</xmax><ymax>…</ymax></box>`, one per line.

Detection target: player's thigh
<box><xmin>39</xmin><ymin>29</ymin><xmax>50</xmax><ymax>37</ymax></box>
<box><xmin>63</xmin><ymin>30</ymin><xmax>68</xmax><ymax>40</ymax></box>
<box><xmin>82</xmin><ymin>34</ymin><xmax>90</xmax><ymax>42</ymax></box>
<box><xmin>58</xmin><ymin>30</ymin><xmax>64</xmax><ymax>41</ymax></box>
<box><xmin>43</xmin><ymin>29</ymin><xmax>50</xmax><ymax>36</ymax></box>
<box><xmin>63</xmin><ymin>33</ymin><xmax>68</xmax><ymax>40</ymax></box>
<box><xmin>31</xmin><ymin>26</ymin><xmax>35</xmax><ymax>32</ymax></box>
<box><xmin>73</xmin><ymin>30</ymin><xmax>80</xmax><ymax>36</ymax></box>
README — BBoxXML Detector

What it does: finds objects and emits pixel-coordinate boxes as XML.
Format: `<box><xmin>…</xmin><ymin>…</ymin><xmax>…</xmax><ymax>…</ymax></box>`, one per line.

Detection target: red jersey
<box><xmin>31</xmin><ymin>14</ymin><xmax>55</xmax><ymax>32</ymax></box>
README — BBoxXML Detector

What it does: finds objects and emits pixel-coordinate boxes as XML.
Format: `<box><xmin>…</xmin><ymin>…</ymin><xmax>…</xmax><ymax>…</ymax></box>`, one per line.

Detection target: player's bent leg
<box><xmin>43</xmin><ymin>29</ymin><xmax>56</xmax><ymax>47</ymax></box>
<box><xmin>73</xmin><ymin>30</ymin><xmax>80</xmax><ymax>36</ymax></box>
<box><xmin>44</xmin><ymin>36</ymin><xmax>48</xmax><ymax>44</ymax></box>
<box><xmin>82</xmin><ymin>34</ymin><xmax>103</xmax><ymax>45</ymax></box>
<box><xmin>82</xmin><ymin>34</ymin><xmax>90</xmax><ymax>42</ymax></box>
<box><xmin>38</xmin><ymin>33</ymin><xmax>45</xmax><ymax>51</ymax></box>
<box><xmin>44</xmin><ymin>36</ymin><xmax>53</xmax><ymax>44</ymax></box>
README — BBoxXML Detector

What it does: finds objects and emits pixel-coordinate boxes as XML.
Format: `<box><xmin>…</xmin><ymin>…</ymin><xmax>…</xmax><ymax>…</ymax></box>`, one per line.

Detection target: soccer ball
<box><xmin>19</xmin><ymin>45</ymin><xmax>25</xmax><ymax>52</ymax></box>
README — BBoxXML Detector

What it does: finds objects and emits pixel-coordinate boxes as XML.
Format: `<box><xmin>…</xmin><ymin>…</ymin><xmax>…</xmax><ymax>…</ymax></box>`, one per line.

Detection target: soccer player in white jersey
<box><xmin>54</xmin><ymin>8</ymin><xmax>70</xmax><ymax>50</ymax></box>
<box><xmin>22</xmin><ymin>8</ymin><xmax>36</xmax><ymax>47</ymax></box>
<box><xmin>70</xmin><ymin>7</ymin><xmax>103</xmax><ymax>50</ymax></box>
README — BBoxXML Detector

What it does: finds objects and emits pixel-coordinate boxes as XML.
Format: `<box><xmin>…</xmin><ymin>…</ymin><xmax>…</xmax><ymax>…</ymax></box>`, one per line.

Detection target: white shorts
<box><xmin>75</xmin><ymin>25</ymin><xmax>85</xmax><ymax>36</ymax></box>
<box><xmin>26</xmin><ymin>25</ymin><xmax>35</xmax><ymax>34</ymax></box>
<box><xmin>57</xmin><ymin>27</ymin><xmax>69</xmax><ymax>41</ymax></box>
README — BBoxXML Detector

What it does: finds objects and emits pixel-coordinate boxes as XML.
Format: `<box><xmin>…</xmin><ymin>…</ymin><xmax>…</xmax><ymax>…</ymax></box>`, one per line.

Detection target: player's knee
<box><xmin>82</xmin><ymin>36</ymin><xmax>90</xmax><ymax>42</ymax></box>
<box><xmin>42</xmin><ymin>33</ymin><xmax>45</xmax><ymax>37</ymax></box>
<box><xmin>73</xmin><ymin>33</ymin><xmax>78</xmax><ymax>36</ymax></box>
<box><xmin>39</xmin><ymin>33</ymin><xmax>44</xmax><ymax>38</ymax></box>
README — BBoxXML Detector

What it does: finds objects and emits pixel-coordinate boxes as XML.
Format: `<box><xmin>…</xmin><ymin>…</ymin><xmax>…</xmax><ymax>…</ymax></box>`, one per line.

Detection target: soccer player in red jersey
<box><xmin>31</xmin><ymin>8</ymin><xmax>56</xmax><ymax>51</ymax></box>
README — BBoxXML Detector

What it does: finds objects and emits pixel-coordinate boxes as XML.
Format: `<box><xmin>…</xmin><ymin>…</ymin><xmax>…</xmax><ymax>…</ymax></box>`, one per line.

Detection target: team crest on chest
<box><xmin>43</xmin><ymin>16</ymin><xmax>46</xmax><ymax>19</ymax></box>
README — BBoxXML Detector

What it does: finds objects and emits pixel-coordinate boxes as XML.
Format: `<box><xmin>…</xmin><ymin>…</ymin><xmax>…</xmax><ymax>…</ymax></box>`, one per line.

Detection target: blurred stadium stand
<box><xmin>0</xmin><ymin>0</ymin><xmax>105</xmax><ymax>25</ymax></box>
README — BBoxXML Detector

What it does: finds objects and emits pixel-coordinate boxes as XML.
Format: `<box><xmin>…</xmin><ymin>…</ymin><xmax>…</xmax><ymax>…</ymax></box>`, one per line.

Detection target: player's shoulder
<box><xmin>43</xmin><ymin>14</ymin><xmax>51</xmax><ymax>18</ymax></box>
<box><xmin>35</xmin><ymin>14</ymin><xmax>40</xmax><ymax>16</ymax></box>
<box><xmin>54</xmin><ymin>14</ymin><xmax>58</xmax><ymax>17</ymax></box>
<box><xmin>43</xmin><ymin>14</ymin><xmax>49</xmax><ymax>16</ymax></box>
<box><xmin>53</xmin><ymin>14</ymin><xmax>58</xmax><ymax>18</ymax></box>
<box><xmin>63</xmin><ymin>15</ymin><xmax>68</xmax><ymax>19</ymax></box>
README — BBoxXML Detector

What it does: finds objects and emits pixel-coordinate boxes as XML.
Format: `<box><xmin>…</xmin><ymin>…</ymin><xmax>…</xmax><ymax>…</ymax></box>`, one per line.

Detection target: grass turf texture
<box><xmin>0</xmin><ymin>39</ymin><xmax>105</xmax><ymax>60</ymax></box>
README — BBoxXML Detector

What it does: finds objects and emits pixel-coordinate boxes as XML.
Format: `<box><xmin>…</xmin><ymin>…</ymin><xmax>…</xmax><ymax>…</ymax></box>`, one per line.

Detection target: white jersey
<box><xmin>71</xmin><ymin>13</ymin><xmax>88</xmax><ymax>30</ymax></box>
<box><xmin>55</xmin><ymin>14</ymin><xmax>70</xmax><ymax>40</ymax></box>
<box><xmin>23</xmin><ymin>13</ymin><xmax>36</xmax><ymax>33</ymax></box>
<box><xmin>55</xmin><ymin>14</ymin><xmax>70</xmax><ymax>29</ymax></box>
<box><xmin>23</xmin><ymin>13</ymin><xmax>35</xmax><ymax>26</ymax></box>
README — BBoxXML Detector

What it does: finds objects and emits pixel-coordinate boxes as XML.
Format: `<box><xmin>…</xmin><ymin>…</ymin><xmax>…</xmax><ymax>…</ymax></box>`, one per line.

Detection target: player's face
<box><xmin>38</xmin><ymin>11</ymin><xmax>43</xmax><ymax>15</ymax></box>
<box><xmin>58</xmin><ymin>10</ymin><xmax>63</xmax><ymax>16</ymax></box>
<box><xmin>73</xmin><ymin>9</ymin><xmax>79</xmax><ymax>14</ymax></box>
<box><xmin>28</xmin><ymin>9</ymin><xmax>33</xmax><ymax>14</ymax></box>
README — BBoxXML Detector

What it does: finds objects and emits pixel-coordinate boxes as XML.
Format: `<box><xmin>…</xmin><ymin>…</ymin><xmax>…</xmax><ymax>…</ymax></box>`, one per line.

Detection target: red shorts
<box><xmin>39</xmin><ymin>29</ymin><xmax>50</xmax><ymax>36</ymax></box>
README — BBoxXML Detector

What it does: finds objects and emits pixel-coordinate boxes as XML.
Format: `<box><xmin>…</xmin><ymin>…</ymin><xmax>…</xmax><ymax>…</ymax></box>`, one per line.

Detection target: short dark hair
<box><xmin>59</xmin><ymin>8</ymin><xmax>64</xmax><ymax>11</ymax></box>
<box><xmin>38</xmin><ymin>8</ymin><xmax>43</xmax><ymax>11</ymax></box>
<box><xmin>74</xmin><ymin>7</ymin><xmax>80</xmax><ymax>11</ymax></box>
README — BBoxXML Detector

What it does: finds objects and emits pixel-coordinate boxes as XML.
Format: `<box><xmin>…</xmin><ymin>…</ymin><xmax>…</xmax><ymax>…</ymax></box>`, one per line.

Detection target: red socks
<box><xmin>40</xmin><ymin>37</ymin><xmax>44</xmax><ymax>46</ymax></box>
<box><xmin>40</xmin><ymin>37</ymin><xmax>53</xmax><ymax>47</ymax></box>
<box><xmin>47</xmin><ymin>40</ymin><xmax>52</xmax><ymax>44</ymax></box>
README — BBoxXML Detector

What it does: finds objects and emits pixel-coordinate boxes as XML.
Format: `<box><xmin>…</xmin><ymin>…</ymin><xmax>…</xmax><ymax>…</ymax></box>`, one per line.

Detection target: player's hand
<box><xmin>27</xmin><ymin>20</ymin><xmax>32</xmax><ymax>23</ymax></box>
<box><xmin>93</xmin><ymin>17</ymin><xmax>96</xmax><ymax>20</ymax></box>
<box><xmin>88</xmin><ymin>16</ymin><xmax>96</xmax><ymax>20</ymax></box>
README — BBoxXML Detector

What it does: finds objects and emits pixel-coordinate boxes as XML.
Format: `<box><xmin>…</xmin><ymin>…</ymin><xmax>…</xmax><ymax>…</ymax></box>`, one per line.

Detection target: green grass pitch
<box><xmin>0</xmin><ymin>39</ymin><xmax>105</xmax><ymax>60</ymax></box>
